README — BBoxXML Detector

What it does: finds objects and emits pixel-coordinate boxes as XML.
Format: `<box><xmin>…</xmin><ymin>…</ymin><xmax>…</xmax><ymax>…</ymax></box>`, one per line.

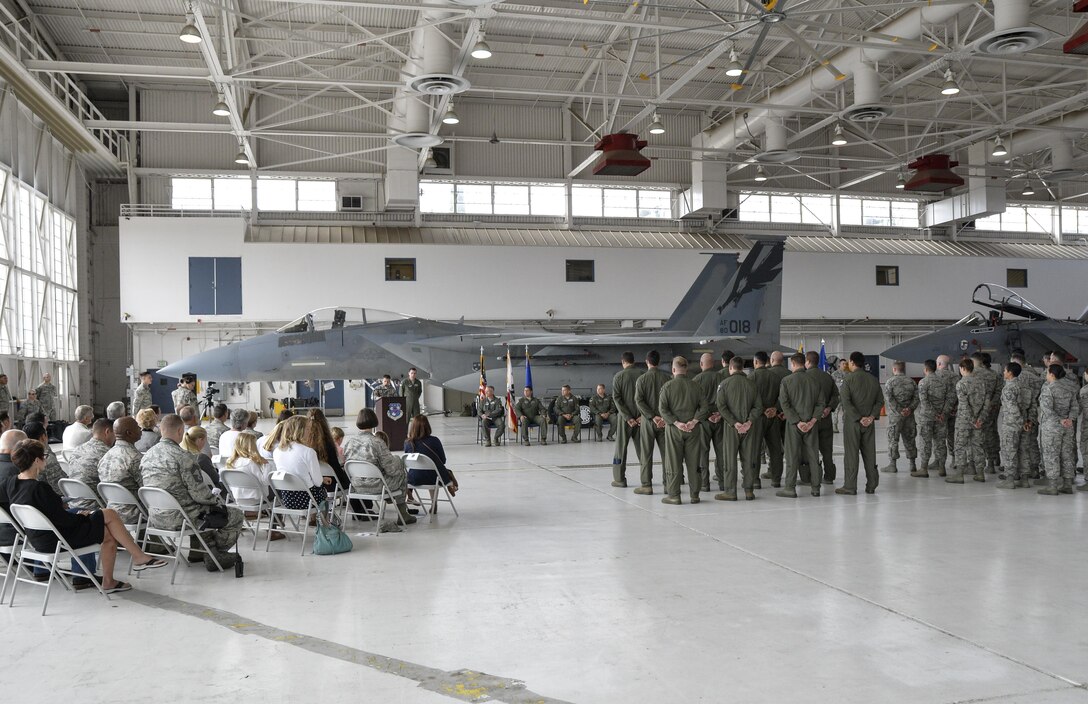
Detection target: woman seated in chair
<box><xmin>134</xmin><ymin>409</ymin><xmax>160</xmax><ymax>453</ymax></box>
<box><xmin>225</xmin><ymin>433</ymin><xmax>283</xmax><ymax>541</ymax></box>
<box><xmin>5</xmin><ymin>439</ymin><xmax>166</xmax><ymax>593</ymax></box>
<box><xmin>341</xmin><ymin>408</ymin><xmax>415</xmax><ymax>526</ymax></box>
<box><xmin>181</xmin><ymin>426</ymin><xmax>225</xmax><ymax>493</ymax></box>
<box><xmin>404</xmin><ymin>415</ymin><xmax>458</xmax><ymax>498</ymax></box>
<box><xmin>303</xmin><ymin>408</ymin><xmax>349</xmax><ymax>494</ymax></box>
<box><xmin>262</xmin><ymin>416</ymin><xmax>326</xmax><ymax>511</ymax></box>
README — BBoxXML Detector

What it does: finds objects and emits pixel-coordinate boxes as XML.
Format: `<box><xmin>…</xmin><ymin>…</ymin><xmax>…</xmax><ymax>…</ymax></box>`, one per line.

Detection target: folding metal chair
<box><xmin>404</xmin><ymin>453</ymin><xmax>459</xmax><ymax>523</ymax></box>
<box><xmin>220</xmin><ymin>468</ymin><xmax>269</xmax><ymax>550</ymax></box>
<box><xmin>477</xmin><ymin>418</ymin><xmax>506</xmax><ymax>446</ymax></box>
<box><xmin>318</xmin><ymin>462</ymin><xmax>345</xmax><ymax>519</ymax></box>
<box><xmin>342</xmin><ymin>460</ymin><xmax>406</xmax><ymax>536</ymax></box>
<box><xmin>0</xmin><ymin>505</ymin><xmax>34</xmax><ymax>605</ymax></box>
<box><xmin>137</xmin><ymin>487</ymin><xmax>225</xmax><ymax>584</ymax></box>
<box><xmin>7</xmin><ymin>504</ymin><xmax>107</xmax><ymax>616</ymax></box>
<box><xmin>58</xmin><ymin>478</ymin><xmax>104</xmax><ymax>510</ymax></box>
<box><xmin>97</xmin><ymin>482</ymin><xmax>147</xmax><ymax>538</ymax></box>
<box><xmin>266</xmin><ymin>471</ymin><xmax>321</xmax><ymax>555</ymax></box>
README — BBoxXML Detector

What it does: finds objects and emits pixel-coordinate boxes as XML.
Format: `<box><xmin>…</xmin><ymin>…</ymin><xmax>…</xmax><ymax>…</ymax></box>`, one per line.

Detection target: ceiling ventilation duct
<box><xmin>1044</xmin><ymin>138</ymin><xmax>1088</xmax><ymax>180</ymax></box>
<box><xmin>841</xmin><ymin>64</ymin><xmax>892</xmax><ymax>123</ymax></box>
<box><xmin>405</xmin><ymin>23</ymin><xmax>471</xmax><ymax>95</ymax></box>
<box><xmin>975</xmin><ymin>0</ymin><xmax>1051</xmax><ymax>55</ymax></box>
<box><xmin>905</xmin><ymin>154</ymin><xmax>964</xmax><ymax>192</ymax></box>
<box><xmin>753</xmin><ymin>120</ymin><xmax>800</xmax><ymax>163</ymax></box>
<box><xmin>592</xmin><ymin>133</ymin><xmax>651</xmax><ymax>176</ymax></box>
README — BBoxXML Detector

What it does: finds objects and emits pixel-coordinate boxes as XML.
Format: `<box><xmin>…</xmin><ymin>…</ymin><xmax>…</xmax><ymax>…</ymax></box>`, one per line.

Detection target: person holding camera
<box><xmin>171</xmin><ymin>374</ymin><xmax>198</xmax><ymax>414</ymax></box>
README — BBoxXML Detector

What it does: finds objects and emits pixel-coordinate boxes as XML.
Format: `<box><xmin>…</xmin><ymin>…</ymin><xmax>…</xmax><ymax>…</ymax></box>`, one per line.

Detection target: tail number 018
<box><xmin>719</xmin><ymin>320</ymin><xmax>752</xmax><ymax>335</ymax></box>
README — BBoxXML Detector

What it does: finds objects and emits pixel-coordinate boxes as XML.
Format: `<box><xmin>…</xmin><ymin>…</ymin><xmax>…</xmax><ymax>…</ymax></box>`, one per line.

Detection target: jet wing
<box><xmin>499</xmin><ymin>333</ymin><xmax>740</xmax><ymax>346</ymax></box>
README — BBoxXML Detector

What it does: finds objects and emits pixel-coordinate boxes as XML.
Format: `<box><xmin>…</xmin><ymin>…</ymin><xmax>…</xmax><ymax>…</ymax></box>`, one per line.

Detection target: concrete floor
<box><xmin>3</xmin><ymin>415</ymin><xmax>1087</xmax><ymax>704</ymax></box>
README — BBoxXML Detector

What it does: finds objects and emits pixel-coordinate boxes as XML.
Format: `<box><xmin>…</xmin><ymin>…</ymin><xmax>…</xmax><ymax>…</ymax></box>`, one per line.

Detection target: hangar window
<box><xmin>1061</xmin><ymin>207</ymin><xmax>1088</xmax><ymax>234</ymax></box>
<box><xmin>1007</xmin><ymin>268</ymin><xmax>1028</xmax><ymax>288</ymax></box>
<box><xmin>172</xmin><ymin>178</ymin><xmax>212</xmax><ymax>209</ymax></box>
<box><xmin>875</xmin><ymin>265</ymin><xmax>899</xmax><ymax>286</ymax></box>
<box><xmin>975</xmin><ymin>206</ymin><xmax>1051</xmax><ymax>234</ymax></box>
<box><xmin>530</xmin><ymin>185</ymin><xmax>565</xmax><ymax>216</ymax></box>
<box><xmin>566</xmin><ymin>259</ymin><xmax>595</xmax><ymax>282</ymax></box>
<box><xmin>385</xmin><ymin>258</ymin><xmax>416</xmax><ymax>281</ymax></box>
<box><xmin>189</xmin><ymin>257</ymin><xmax>242</xmax><ymax>315</ymax></box>
<box><xmin>841</xmin><ymin>197</ymin><xmax>919</xmax><ymax>228</ymax></box>
<box><xmin>493</xmin><ymin>185</ymin><xmax>529</xmax><ymax>214</ymax></box>
<box><xmin>739</xmin><ymin>193</ymin><xmax>833</xmax><ymax>226</ymax></box>
<box><xmin>213</xmin><ymin>177</ymin><xmax>251</xmax><ymax>210</ymax></box>
<box><xmin>298</xmin><ymin>181</ymin><xmax>336</xmax><ymax>211</ymax></box>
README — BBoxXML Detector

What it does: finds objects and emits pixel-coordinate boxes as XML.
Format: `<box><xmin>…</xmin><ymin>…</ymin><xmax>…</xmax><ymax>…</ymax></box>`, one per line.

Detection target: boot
<box><xmin>744</xmin><ymin>489</ymin><xmax>756</xmax><ymax>500</ymax></box>
<box><xmin>938</xmin><ymin>467</ymin><xmax>947</xmax><ymax>477</ymax></box>
<box><xmin>910</xmin><ymin>468</ymin><xmax>930</xmax><ymax>478</ymax></box>
<box><xmin>944</xmin><ymin>474</ymin><xmax>965</xmax><ymax>484</ymax></box>
<box><xmin>973</xmin><ymin>473</ymin><xmax>986</xmax><ymax>482</ymax></box>
<box><xmin>995</xmin><ymin>477</ymin><xmax>1018</xmax><ymax>489</ymax></box>
<box><xmin>204</xmin><ymin>549</ymin><xmax>237</xmax><ymax>572</ymax></box>
<box><xmin>187</xmin><ymin>535</ymin><xmax>206</xmax><ymax>563</ymax></box>
<box><xmin>908</xmin><ymin>459</ymin><xmax>918</xmax><ymax>474</ymax></box>
<box><xmin>610</xmin><ymin>480</ymin><xmax>628</xmax><ymax>488</ymax></box>
<box><xmin>661</xmin><ymin>496</ymin><xmax>681</xmax><ymax>505</ymax></box>
<box><xmin>714</xmin><ymin>492</ymin><xmax>738</xmax><ymax>501</ymax></box>
<box><xmin>633</xmin><ymin>486</ymin><xmax>653</xmax><ymax>495</ymax></box>
<box><xmin>881</xmin><ymin>459</ymin><xmax>898</xmax><ymax>473</ymax></box>
<box><xmin>1033</xmin><ymin>477</ymin><xmax>1049</xmax><ymax>486</ymax></box>
<box><xmin>775</xmin><ymin>488</ymin><xmax>798</xmax><ymax>498</ymax></box>
<box><xmin>397</xmin><ymin>502</ymin><xmax>418</xmax><ymax>525</ymax></box>
<box><xmin>1016</xmin><ymin>477</ymin><xmax>1032</xmax><ymax>488</ymax></box>
<box><xmin>1076</xmin><ymin>481</ymin><xmax>1088</xmax><ymax>492</ymax></box>
<box><xmin>1059</xmin><ymin>477</ymin><xmax>1074</xmax><ymax>494</ymax></box>
<box><xmin>1037</xmin><ymin>479</ymin><xmax>1060</xmax><ymax>496</ymax></box>
<box><xmin>985</xmin><ymin>460</ymin><xmax>997</xmax><ymax>475</ymax></box>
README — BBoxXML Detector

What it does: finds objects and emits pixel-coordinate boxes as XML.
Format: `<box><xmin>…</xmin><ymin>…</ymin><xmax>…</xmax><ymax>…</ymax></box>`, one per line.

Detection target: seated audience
<box><xmin>341</xmin><ymin>408</ymin><xmax>415</xmax><ymax>525</ymax></box>
<box><xmin>0</xmin><ymin>411</ymin><xmax>11</xmax><ymax>433</ymax></box>
<box><xmin>6</xmin><ymin>439</ymin><xmax>166</xmax><ymax>593</ymax></box>
<box><xmin>205</xmin><ymin>403</ymin><xmax>229</xmax><ymax>454</ymax></box>
<box><xmin>246</xmin><ymin>411</ymin><xmax>262</xmax><ymax>438</ymax></box>
<box><xmin>218</xmin><ymin>408</ymin><xmax>249</xmax><ymax>461</ymax></box>
<box><xmin>330</xmin><ymin>426</ymin><xmax>346</xmax><ymax>464</ymax></box>
<box><xmin>105</xmin><ymin>400</ymin><xmax>127</xmax><ymax>422</ymax></box>
<box><xmin>224</xmin><ymin>432</ymin><xmax>283</xmax><ymax>541</ymax></box>
<box><xmin>140</xmin><ymin>414</ymin><xmax>244</xmax><ymax>570</ymax></box>
<box><xmin>62</xmin><ymin>405</ymin><xmax>94</xmax><ymax>450</ymax></box>
<box><xmin>181</xmin><ymin>426</ymin><xmax>224</xmax><ymax>492</ymax></box>
<box><xmin>97</xmin><ymin>417</ymin><xmax>144</xmax><ymax>525</ymax></box>
<box><xmin>0</xmin><ymin>429</ymin><xmax>27</xmax><ymax>559</ymax></box>
<box><xmin>134</xmin><ymin>409</ymin><xmax>160</xmax><ymax>453</ymax></box>
<box><xmin>263</xmin><ymin>416</ymin><xmax>327</xmax><ymax>510</ymax></box>
<box><xmin>276</xmin><ymin>409</ymin><xmax>294</xmax><ymax>424</ymax></box>
<box><xmin>303</xmin><ymin>408</ymin><xmax>349</xmax><ymax>491</ymax></box>
<box><xmin>66</xmin><ymin>419</ymin><xmax>115</xmax><ymax>509</ymax></box>
<box><xmin>404</xmin><ymin>415</ymin><xmax>458</xmax><ymax>496</ymax></box>
<box><xmin>23</xmin><ymin>422</ymin><xmax>64</xmax><ymax>495</ymax></box>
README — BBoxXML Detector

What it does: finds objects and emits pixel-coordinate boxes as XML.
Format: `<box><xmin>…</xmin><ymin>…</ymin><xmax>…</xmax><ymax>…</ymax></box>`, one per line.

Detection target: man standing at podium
<box><xmin>400</xmin><ymin>367</ymin><xmax>423</xmax><ymax>421</ymax></box>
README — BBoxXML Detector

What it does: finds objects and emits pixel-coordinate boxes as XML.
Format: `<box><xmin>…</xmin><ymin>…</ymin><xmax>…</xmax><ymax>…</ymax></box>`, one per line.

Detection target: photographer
<box><xmin>171</xmin><ymin>373</ymin><xmax>198</xmax><ymax>414</ymax></box>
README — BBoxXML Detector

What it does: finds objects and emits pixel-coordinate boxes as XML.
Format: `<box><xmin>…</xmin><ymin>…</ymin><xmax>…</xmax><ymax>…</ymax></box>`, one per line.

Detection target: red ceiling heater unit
<box><xmin>904</xmin><ymin>154</ymin><xmax>964</xmax><ymax>192</ymax></box>
<box><xmin>592</xmin><ymin>133</ymin><xmax>651</xmax><ymax>176</ymax></box>
<box><xmin>1064</xmin><ymin>0</ymin><xmax>1088</xmax><ymax>53</ymax></box>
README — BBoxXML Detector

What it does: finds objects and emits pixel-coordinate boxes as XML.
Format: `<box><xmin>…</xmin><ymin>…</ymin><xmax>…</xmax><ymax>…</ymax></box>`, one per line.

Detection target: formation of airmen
<box><xmin>0</xmin><ymin>372</ymin><xmax>58</xmax><ymax>424</ymax></box>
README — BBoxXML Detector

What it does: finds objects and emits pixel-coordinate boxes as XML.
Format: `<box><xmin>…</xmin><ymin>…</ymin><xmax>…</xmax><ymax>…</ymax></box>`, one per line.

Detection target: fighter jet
<box><xmin>159</xmin><ymin>240</ymin><xmax>785</xmax><ymax>396</ymax></box>
<box><xmin>882</xmin><ymin>283</ymin><xmax>1088</xmax><ymax>364</ymax></box>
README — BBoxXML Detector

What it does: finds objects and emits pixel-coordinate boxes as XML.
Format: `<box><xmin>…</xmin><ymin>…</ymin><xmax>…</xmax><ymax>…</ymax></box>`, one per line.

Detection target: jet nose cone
<box><xmin>159</xmin><ymin>345</ymin><xmax>240</xmax><ymax>381</ymax></box>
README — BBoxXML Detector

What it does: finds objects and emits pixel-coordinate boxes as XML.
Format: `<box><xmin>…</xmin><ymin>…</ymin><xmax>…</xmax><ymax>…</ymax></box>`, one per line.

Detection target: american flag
<box><xmin>478</xmin><ymin>346</ymin><xmax>487</xmax><ymax>398</ymax></box>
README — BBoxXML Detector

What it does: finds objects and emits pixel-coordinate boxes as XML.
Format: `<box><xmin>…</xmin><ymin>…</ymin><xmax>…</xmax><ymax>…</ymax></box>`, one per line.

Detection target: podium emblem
<box><xmin>386</xmin><ymin>402</ymin><xmax>404</xmax><ymax>421</ymax></box>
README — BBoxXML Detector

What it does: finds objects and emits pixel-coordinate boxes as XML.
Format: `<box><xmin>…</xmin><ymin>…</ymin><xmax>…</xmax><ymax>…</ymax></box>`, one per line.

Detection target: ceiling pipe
<box><xmin>698</xmin><ymin>2</ymin><xmax>973</xmax><ymax>153</ymax></box>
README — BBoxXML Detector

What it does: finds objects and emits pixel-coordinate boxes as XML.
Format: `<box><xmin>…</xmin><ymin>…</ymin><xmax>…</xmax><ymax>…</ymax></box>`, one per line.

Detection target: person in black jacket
<box><xmin>404</xmin><ymin>415</ymin><xmax>458</xmax><ymax>498</ymax></box>
<box><xmin>0</xmin><ymin>429</ymin><xmax>27</xmax><ymax>554</ymax></box>
<box><xmin>4</xmin><ymin>439</ymin><xmax>166</xmax><ymax>593</ymax></box>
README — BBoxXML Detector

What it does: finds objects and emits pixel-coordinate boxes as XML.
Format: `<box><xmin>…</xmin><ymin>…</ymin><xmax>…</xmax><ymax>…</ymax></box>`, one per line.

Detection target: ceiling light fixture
<box><xmin>179</xmin><ymin>12</ymin><xmax>202</xmax><ymax>44</ymax></box>
<box><xmin>212</xmin><ymin>96</ymin><xmax>230</xmax><ymax>117</ymax></box>
<box><xmin>442</xmin><ymin>104</ymin><xmax>460</xmax><ymax>125</ymax></box>
<box><xmin>1021</xmin><ymin>182</ymin><xmax>1035</xmax><ymax>197</ymax></box>
<box><xmin>471</xmin><ymin>30</ymin><xmax>492</xmax><ymax>60</ymax></box>
<box><xmin>991</xmin><ymin>135</ymin><xmax>1008</xmax><ymax>157</ymax></box>
<box><xmin>940</xmin><ymin>68</ymin><xmax>960</xmax><ymax>96</ymax></box>
<box><xmin>725</xmin><ymin>49</ymin><xmax>744</xmax><ymax>78</ymax></box>
<box><xmin>234</xmin><ymin>143</ymin><xmax>249</xmax><ymax>165</ymax></box>
<box><xmin>424</xmin><ymin>148</ymin><xmax>437</xmax><ymax>169</ymax></box>
<box><xmin>648</xmin><ymin>113</ymin><xmax>665</xmax><ymax>135</ymax></box>
<box><xmin>831</xmin><ymin>123</ymin><xmax>847</xmax><ymax>146</ymax></box>
<box><xmin>895</xmin><ymin>172</ymin><xmax>906</xmax><ymax>190</ymax></box>
<box><xmin>754</xmin><ymin>165</ymin><xmax>768</xmax><ymax>182</ymax></box>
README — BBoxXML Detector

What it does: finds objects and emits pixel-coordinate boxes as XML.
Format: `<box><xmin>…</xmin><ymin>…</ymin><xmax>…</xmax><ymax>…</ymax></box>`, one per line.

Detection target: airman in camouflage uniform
<box><xmin>971</xmin><ymin>353</ymin><xmax>1003</xmax><ymax>473</ymax></box>
<box><xmin>98</xmin><ymin>418</ymin><xmax>145</xmax><ymax>524</ymax></box>
<box><xmin>21</xmin><ymin>391</ymin><xmax>41</xmax><ymax>424</ymax></box>
<box><xmin>514</xmin><ymin>387</ymin><xmax>547</xmax><ymax>445</ymax></box>
<box><xmin>912</xmin><ymin>360</ymin><xmax>950</xmax><ymax>478</ymax></box>
<box><xmin>830</xmin><ymin>359</ymin><xmax>848</xmax><ymax>433</ymax></box>
<box><xmin>634</xmin><ymin>351</ymin><xmax>671</xmax><ymax>493</ymax></box>
<box><xmin>936</xmin><ymin>355</ymin><xmax>959</xmax><ymax>476</ymax></box>
<box><xmin>554</xmin><ymin>386</ymin><xmax>581</xmax><ymax>443</ymax></box>
<box><xmin>0</xmin><ymin>373</ymin><xmax>13</xmax><ymax>416</ymax></box>
<box><xmin>171</xmin><ymin>382</ymin><xmax>198</xmax><ymax>415</ymax></box>
<box><xmin>996</xmin><ymin>363</ymin><xmax>1032</xmax><ymax>489</ymax></box>
<box><xmin>132</xmin><ymin>371</ymin><xmax>153</xmax><ymax>416</ymax></box>
<box><xmin>948</xmin><ymin>358</ymin><xmax>987</xmax><ymax>484</ymax></box>
<box><xmin>1015</xmin><ymin>354</ymin><xmax>1044</xmax><ymax>478</ymax></box>
<box><xmin>658</xmin><ymin>356</ymin><xmax>708</xmax><ymax>505</ymax></box>
<box><xmin>141</xmin><ymin>415</ymin><xmax>243</xmax><ymax>567</ymax></box>
<box><xmin>36</xmin><ymin>441</ymin><xmax>66</xmax><ymax>495</ymax></box>
<box><xmin>715</xmin><ymin>357</ymin><xmax>761</xmax><ymax>501</ymax></box>
<box><xmin>1079</xmin><ymin>372</ymin><xmax>1088</xmax><ymax>491</ymax></box>
<box><xmin>611</xmin><ymin>352</ymin><xmax>643</xmax><ymax>487</ymax></box>
<box><xmin>693</xmin><ymin>353</ymin><xmax>724</xmax><ymax>492</ymax></box>
<box><xmin>66</xmin><ymin>419</ymin><xmax>115</xmax><ymax>509</ymax></box>
<box><xmin>35</xmin><ymin>373</ymin><xmax>57</xmax><ymax>421</ymax></box>
<box><xmin>476</xmin><ymin>386</ymin><xmax>505</xmax><ymax>446</ymax></box>
<box><xmin>588</xmin><ymin>384</ymin><xmax>617</xmax><ymax>442</ymax></box>
<box><xmin>205</xmin><ymin>403</ymin><xmax>230</xmax><ymax>452</ymax></box>
<box><xmin>1037</xmin><ymin>365</ymin><xmax>1080</xmax><ymax>495</ymax></box>
<box><xmin>372</xmin><ymin>375</ymin><xmax>397</xmax><ymax>400</ymax></box>
<box><xmin>881</xmin><ymin>361</ymin><xmax>919</xmax><ymax>473</ymax></box>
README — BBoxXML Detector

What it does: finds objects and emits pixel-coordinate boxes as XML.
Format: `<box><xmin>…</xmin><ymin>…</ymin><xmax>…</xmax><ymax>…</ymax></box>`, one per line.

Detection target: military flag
<box><xmin>524</xmin><ymin>345</ymin><xmax>534</xmax><ymax>390</ymax></box>
<box><xmin>506</xmin><ymin>347</ymin><xmax>518</xmax><ymax>433</ymax></box>
<box><xmin>819</xmin><ymin>339</ymin><xmax>828</xmax><ymax>371</ymax></box>
<box><xmin>478</xmin><ymin>346</ymin><xmax>487</xmax><ymax>398</ymax></box>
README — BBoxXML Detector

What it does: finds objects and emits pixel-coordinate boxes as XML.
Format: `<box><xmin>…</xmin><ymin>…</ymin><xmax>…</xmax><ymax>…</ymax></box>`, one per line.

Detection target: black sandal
<box><xmin>133</xmin><ymin>557</ymin><xmax>168</xmax><ymax>571</ymax></box>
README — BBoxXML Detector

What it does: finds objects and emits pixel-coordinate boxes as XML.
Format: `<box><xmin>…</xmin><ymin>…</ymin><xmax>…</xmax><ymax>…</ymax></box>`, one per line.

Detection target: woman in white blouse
<box><xmin>262</xmin><ymin>416</ymin><xmax>327</xmax><ymax>510</ymax></box>
<box><xmin>226</xmin><ymin>432</ymin><xmax>285</xmax><ymax>541</ymax></box>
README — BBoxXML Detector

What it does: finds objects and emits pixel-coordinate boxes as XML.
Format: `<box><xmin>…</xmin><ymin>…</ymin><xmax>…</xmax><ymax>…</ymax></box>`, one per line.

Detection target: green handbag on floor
<box><xmin>313</xmin><ymin>502</ymin><xmax>353</xmax><ymax>555</ymax></box>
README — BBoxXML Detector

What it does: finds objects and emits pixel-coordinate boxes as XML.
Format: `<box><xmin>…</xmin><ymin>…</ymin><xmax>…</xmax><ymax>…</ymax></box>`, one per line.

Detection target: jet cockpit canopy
<box><xmin>970</xmin><ymin>284</ymin><xmax>1049</xmax><ymax>322</ymax></box>
<box><xmin>277</xmin><ymin>307</ymin><xmax>409</xmax><ymax>334</ymax></box>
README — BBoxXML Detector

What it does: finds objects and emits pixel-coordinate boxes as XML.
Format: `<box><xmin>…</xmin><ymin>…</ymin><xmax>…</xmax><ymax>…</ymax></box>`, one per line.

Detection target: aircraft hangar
<box><xmin>3</xmin><ymin>0</ymin><xmax>1088</xmax><ymax>702</ymax></box>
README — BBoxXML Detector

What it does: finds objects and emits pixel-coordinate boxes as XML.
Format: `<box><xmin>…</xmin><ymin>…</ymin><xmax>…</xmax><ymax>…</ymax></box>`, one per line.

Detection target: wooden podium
<box><xmin>375</xmin><ymin>396</ymin><xmax>408</xmax><ymax>451</ymax></box>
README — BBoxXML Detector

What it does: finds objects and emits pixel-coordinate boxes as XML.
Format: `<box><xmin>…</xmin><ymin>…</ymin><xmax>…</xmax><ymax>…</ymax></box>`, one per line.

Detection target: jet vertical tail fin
<box><xmin>694</xmin><ymin>239</ymin><xmax>784</xmax><ymax>342</ymax></box>
<box><xmin>661</xmin><ymin>253</ymin><xmax>740</xmax><ymax>332</ymax></box>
